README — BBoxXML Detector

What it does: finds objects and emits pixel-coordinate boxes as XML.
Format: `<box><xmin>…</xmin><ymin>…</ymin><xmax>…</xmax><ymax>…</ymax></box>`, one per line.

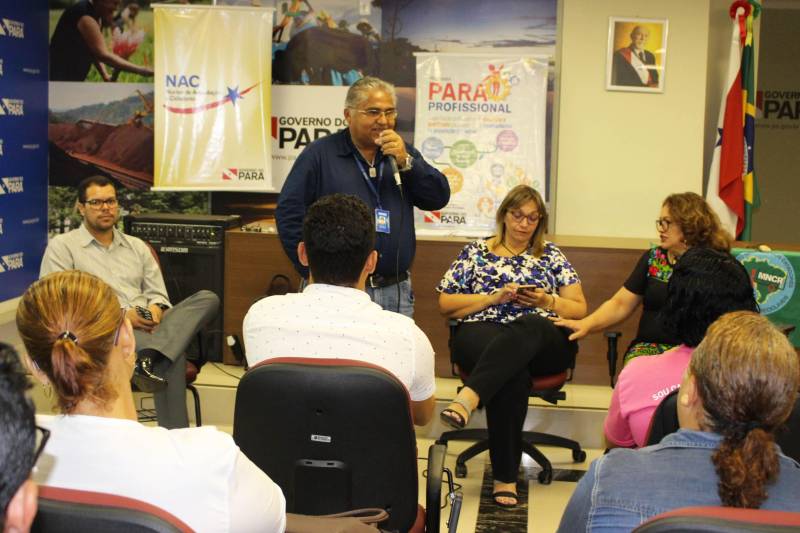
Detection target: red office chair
<box><xmin>634</xmin><ymin>506</ymin><xmax>800</xmax><ymax>532</ymax></box>
<box><xmin>232</xmin><ymin>357</ymin><xmax>458</xmax><ymax>533</ymax></box>
<box><xmin>436</xmin><ymin>322</ymin><xmax>586</xmax><ymax>484</ymax></box>
<box><xmin>32</xmin><ymin>486</ymin><xmax>192</xmax><ymax>533</ymax></box>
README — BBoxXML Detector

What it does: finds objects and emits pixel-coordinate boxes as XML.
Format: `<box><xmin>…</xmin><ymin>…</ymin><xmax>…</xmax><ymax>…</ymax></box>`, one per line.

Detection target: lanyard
<box><xmin>353</xmin><ymin>154</ymin><xmax>385</xmax><ymax>208</ymax></box>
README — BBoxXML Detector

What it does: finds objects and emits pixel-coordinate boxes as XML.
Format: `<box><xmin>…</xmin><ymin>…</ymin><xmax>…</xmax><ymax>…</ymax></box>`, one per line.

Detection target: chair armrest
<box><xmin>425</xmin><ymin>443</ymin><xmax>446</xmax><ymax>532</ymax></box>
<box><xmin>604</xmin><ymin>331</ymin><xmax>622</xmax><ymax>388</ymax></box>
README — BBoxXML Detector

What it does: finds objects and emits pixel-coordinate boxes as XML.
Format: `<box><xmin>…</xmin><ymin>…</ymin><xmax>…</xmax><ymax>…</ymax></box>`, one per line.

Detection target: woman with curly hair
<box><xmin>555</xmin><ymin>192</ymin><xmax>732</xmax><ymax>365</ymax></box>
<box><xmin>558</xmin><ymin>311</ymin><xmax>800</xmax><ymax>531</ymax></box>
<box><xmin>603</xmin><ymin>247</ymin><xmax>757</xmax><ymax>448</ymax></box>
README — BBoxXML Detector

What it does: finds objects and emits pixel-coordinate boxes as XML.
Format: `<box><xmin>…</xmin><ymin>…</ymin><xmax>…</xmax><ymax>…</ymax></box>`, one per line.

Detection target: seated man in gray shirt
<box><xmin>40</xmin><ymin>175</ymin><xmax>218</xmax><ymax>429</ymax></box>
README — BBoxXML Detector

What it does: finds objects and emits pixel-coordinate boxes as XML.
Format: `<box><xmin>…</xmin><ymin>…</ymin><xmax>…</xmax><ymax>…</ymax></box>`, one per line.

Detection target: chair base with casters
<box><xmin>437</xmin><ymin>370</ymin><xmax>586</xmax><ymax>485</ymax></box>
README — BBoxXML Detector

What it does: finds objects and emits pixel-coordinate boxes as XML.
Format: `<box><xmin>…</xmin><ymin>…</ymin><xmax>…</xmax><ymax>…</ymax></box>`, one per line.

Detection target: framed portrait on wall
<box><xmin>606</xmin><ymin>17</ymin><xmax>668</xmax><ymax>93</ymax></box>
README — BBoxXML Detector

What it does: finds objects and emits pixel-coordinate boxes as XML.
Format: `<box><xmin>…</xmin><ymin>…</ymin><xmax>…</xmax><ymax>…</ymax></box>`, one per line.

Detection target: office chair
<box><xmin>32</xmin><ymin>486</ymin><xmax>192</xmax><ymax>533</ymax></box>
<box><xmin>436</xmin><ymin>321</ymin><xmax>585</xmax><ymax>485</ymax></box>
<box><xmin>644</xmin><ymin>389</ymin><xmax>680</xmax><ymax>447</ymax></box>
<box><xmin>136</xmin><ymin>243</ymin><xmax>204</xmax><ymax>426</ymax></box>
<box><xmin>233</xmin><ymin>357</ymin><xmax>458</xmax><ymax>533</ymax></box>
<box><xmin>633</xmin><ymin>506</ymin><xmax>800</xmax><ymax>532</ymax></box>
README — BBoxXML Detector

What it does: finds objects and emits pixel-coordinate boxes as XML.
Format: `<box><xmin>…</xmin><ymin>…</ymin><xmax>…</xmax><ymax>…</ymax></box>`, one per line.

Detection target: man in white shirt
<box><xmin>244</xmin><ymin>194</ymin><xmax>436</xmax><ymax>425</ymax></box>
<box><xmin>40</xmin><ymin>176</ymin><xmax>218</xmax><ymax>429</ymax></box>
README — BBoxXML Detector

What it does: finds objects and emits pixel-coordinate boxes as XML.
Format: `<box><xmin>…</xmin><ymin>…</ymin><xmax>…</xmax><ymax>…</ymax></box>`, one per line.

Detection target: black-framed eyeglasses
<box><xmin>83</xmin><ymin>198</ymin><xmax>118</xmax><ymax>209</ymax></box>
<box><xmin>353</xmin><ymin>107</ymin><xmax>398</xmax><ymax>120</ymax></box>
<box><xmin>508</xmin><ymin>210</ymin><xmax>541</xmax><ymax>225</ymax></box>
<box><xmin>655</xmin><ymin>217</ymin><xmax>673</xmax><ymax>232</ymax></box>
<box><xmin>33</xmin><ymin>425</ymin><xmax>50</xmax><ymax>467</ymax></box>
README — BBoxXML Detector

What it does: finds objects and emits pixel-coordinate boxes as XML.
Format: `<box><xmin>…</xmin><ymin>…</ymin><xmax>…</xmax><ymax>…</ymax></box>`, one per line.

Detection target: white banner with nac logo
<box><xmin>413</xmin><ymin>53</ymin><xmax>548</xmax><ymax>236</ymax></box>
<box><xmin>153</xmin><ymin>5</ymin><xmax>273</xmax><ymax>191</ymax></box>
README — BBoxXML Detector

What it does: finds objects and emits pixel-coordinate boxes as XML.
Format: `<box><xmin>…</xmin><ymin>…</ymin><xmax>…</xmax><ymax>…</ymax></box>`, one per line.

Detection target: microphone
<box><xmin>388</xmin><ymin>155</ymin><xmax>402</xmax><ymax>188</ymax></box>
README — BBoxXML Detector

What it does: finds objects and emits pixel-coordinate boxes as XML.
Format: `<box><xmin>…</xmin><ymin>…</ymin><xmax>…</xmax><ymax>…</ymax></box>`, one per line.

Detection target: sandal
<box><xmin>492</xmin><ymin>491</ymin><xmax>519</xmax><ymax>508</ymax></box>
<box><xmin>440</xmin><ymin>398</ymin><xmax>473</xmax><ymax>429</ymax></box>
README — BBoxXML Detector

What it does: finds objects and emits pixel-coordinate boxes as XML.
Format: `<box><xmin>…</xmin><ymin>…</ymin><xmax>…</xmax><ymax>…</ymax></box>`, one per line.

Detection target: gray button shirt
<box><xmin>40</xmin><ymin>223</ymin><xmax>171</xmax><ymax>309</ymax></box>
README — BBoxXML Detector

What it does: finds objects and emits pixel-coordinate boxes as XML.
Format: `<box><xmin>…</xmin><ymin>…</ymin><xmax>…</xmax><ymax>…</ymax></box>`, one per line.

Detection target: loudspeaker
<box><xmin>124</xmin><ymin>214</ymin><xmax>240</xmax><ymax>362</ymax></box>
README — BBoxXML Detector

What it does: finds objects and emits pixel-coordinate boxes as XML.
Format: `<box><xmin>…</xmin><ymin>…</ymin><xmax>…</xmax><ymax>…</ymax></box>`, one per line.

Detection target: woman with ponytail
<box><xmin>558</xmin><ymin>311</ymin><xmax>800</xmax><ymax>532</ymax></box>
<box><xmin>18</xmin><ymin>271</ymin><xmax>374</xmax><ymax>533</ymax></box>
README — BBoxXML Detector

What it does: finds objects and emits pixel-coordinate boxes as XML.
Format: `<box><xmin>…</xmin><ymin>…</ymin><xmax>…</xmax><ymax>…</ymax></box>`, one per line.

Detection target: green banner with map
<box><xmin>734</xmin><ymin>249</ymin><xmax>799</xmax><ymax>347</ymax></box>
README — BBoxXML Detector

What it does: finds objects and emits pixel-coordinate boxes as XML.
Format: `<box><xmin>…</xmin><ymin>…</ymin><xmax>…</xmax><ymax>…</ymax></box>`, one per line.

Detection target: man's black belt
<box><xmin>367</xmin><ymin>271</ymin><xmax>409</xmax><ymax>289</ymax></box>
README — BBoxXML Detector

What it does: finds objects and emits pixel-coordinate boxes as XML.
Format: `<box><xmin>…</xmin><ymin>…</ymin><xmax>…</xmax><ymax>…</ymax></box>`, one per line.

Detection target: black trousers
<box><xmin>453</xmin><ymin>314</ymin><xmax>577</xmax><ymax>483</ymax></box>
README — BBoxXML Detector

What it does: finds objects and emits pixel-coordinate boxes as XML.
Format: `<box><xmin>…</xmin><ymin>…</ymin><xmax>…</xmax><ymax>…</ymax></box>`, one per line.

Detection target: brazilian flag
<box><xmin>741</xmin><ymin>0</ymin><xmax>760</xmax><ymax>240</ymax></box>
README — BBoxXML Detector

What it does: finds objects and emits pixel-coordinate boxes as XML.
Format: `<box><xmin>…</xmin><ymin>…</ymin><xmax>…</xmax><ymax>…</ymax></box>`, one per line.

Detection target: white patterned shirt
<box><xmin>243</xmin><ymin>283</ymin><xmax>436</xmax><ymax>402</ymax></box>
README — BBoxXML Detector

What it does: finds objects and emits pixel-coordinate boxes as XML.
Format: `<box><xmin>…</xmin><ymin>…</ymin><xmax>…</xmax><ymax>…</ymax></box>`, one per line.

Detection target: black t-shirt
<box><xmin>623</xmin><ymin>247</ymin><xmax>681</xmax><ymax>346</ymax></box>
<box><xmin>50</xmin><ymin>0</ymin><xmax>99</xmax><ymax>81</ymax></box>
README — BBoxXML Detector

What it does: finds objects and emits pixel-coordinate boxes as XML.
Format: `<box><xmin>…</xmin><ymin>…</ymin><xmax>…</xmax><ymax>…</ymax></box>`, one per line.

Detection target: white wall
<box><xmin>554</xmin><ymin>0</ymin><xmax>714</xmax><ymax>238</ymax></box>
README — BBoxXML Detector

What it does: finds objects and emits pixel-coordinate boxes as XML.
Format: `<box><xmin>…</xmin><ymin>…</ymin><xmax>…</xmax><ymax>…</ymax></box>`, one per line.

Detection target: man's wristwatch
<box><xmin>399</xmin><ymin>154</ymin><xmax>414</xmax><ymax>172</ymax></box>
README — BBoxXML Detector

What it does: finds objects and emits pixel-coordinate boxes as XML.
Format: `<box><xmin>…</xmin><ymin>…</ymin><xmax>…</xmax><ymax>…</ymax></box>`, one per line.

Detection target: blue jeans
<box><xmin>366</xmin><ymin>278</ymin><xmax>415</xmax><ymax>318</ymax></box>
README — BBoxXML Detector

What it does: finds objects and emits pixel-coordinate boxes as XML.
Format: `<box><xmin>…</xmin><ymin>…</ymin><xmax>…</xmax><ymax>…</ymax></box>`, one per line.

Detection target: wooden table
<box><xmin>224</xmin><ymin>225</ymin><xmax>651</xmax><ymax>386</ymax></box>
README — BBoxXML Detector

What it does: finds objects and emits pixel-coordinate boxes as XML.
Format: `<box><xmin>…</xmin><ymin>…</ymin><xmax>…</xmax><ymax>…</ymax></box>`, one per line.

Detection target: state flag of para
<box><xmin>706</xmin><ymin>7</ymin><xmax>746</xmax><ymax>237</ymax></box>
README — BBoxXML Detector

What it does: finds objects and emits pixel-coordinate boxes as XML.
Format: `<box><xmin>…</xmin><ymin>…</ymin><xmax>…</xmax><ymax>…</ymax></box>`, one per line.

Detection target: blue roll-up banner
<box><xmin>0</xmin><ymin>1</ymin><xmax>48</xmax><ymax>301</ymax></box>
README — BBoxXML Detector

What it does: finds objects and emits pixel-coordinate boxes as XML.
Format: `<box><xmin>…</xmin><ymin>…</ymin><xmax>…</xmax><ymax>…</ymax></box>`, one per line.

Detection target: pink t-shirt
<box><xmin>604</xmin><ymin>345</ymin><xmax>694</xmax><ymax>448</ymax></box>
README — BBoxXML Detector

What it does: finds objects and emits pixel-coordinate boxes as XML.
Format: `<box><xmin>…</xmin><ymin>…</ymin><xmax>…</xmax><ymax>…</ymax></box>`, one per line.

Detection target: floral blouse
<box><xmin>436</xmin><ymin>238</ymin><xmax>580</xmax><ymax>324</ymax></box>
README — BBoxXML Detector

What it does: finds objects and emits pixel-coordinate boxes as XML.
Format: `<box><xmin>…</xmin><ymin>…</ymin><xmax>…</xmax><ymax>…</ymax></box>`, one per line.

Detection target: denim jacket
<box><xmin>557</xmin><ymin>429</ymin><xmax>800</xmax><ymax>532</ymax></box>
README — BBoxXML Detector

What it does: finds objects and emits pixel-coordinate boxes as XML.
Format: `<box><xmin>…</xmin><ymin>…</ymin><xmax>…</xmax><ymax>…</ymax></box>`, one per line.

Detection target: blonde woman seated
<box><xmin>437</xmin><ymin>185</ymin><xmax>587</xmax><ymax>507</ymax></box>
<box><xmin>558</xmin><ymin>312</ymin><xmax>800</xmax><ymax>531</ymax></box>
<box><xmin>17</xmin><ymin>271</ymin><xmax>374</xmax><ymax>533</ymax></box>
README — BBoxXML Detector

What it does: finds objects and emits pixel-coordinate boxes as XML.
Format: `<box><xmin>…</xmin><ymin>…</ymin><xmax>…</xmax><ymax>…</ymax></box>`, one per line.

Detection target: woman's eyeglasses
<box><xmin>655</xmin><ymin>218</ymin><xmax>673</xmax><ymax>232</ymax></box>
<box><xmin>508</xmin><ymin>210</ymin><xmax>541</xmax><ymax>225</ymax></box>
<box><xmin>113</xmin><ymin>308</ymin><xmax>126</xmax><ymax>346</ymax></box>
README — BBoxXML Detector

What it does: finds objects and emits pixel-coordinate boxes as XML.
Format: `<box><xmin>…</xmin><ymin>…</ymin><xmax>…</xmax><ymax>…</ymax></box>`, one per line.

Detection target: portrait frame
<box><xmin>606</xmin><ymin>17</ymin><xmax>668</xmax><ymax>93</ymax></box>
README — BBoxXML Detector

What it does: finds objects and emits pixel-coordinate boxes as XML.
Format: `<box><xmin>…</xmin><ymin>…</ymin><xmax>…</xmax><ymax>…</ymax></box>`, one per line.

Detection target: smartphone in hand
<box><xmin>135</xmin><ymin>305</ymin><xmax>153</xmax><ymax>321</ymax></box>
<box><xmin>516</xmin><ymin>284</ymin><xmax>541</xmax><ymax>294</ymax></box>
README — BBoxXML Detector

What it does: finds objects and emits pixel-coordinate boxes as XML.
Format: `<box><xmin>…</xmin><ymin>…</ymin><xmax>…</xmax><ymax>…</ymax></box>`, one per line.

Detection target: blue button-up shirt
<box><xmin>558</xmin><ymin>430</ymin><xmax>800</xmax><ymax>532</ymax></box>
<box><xmin>275</xmin><ymin>128</ymin><xmax>450</xmax><ymax>277</ymax></box>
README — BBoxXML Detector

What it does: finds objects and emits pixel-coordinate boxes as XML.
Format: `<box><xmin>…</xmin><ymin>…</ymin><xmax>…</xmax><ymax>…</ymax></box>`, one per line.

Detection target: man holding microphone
<box><xmin>276</xmin><ymin>76</ymin><xmax>450</xmax><ymax>317</ymax></box>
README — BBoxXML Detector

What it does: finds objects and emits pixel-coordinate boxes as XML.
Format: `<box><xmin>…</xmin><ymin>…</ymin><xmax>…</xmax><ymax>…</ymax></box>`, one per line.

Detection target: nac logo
<box><xmin>0</xmin><ymin>139</ymin><xmax>3</xmax><ymax>156</ymax></box>
<box><xmin>0</xmin><ymin>59</ymin><xmax>3</xmax><ymax>77</ymax></box>
<box><xmin>0</xmin><ymin>176</ymin><xmax>23</xmax><ymax>194</ymax></box>
<box><xmin>0</xmin><ymin>98</ymin><xmax>23</xmax><ymax>116</ymax></box>
<box><xmin>0</xmin><ymin>217</ymin><xmax>3</xmax><ymax>235</ymax></box>
<box><xmin>0</xmin><ymin>252</ymin><xmax>23</xmax><ymax>273</ymax></box>
<box><xmin>0</xmin><ymin>19</ymin><xmax>24</xmax><ymax>39</ymax></box>
<box><xmin>166</xmin><ymin>74</ymin><xmax>200</xmax><ymax>88</ymax></box>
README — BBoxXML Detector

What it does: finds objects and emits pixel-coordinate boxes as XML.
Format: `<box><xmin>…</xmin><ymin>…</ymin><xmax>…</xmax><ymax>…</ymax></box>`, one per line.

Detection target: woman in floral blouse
<box><xmin>437</xmin><ymin>185</ymin><xmax>587</xmax><ymax>507</ymax></box>
<box><xmin>553</xmin><ymin>192</ymin><xmax>732</xmax><ymax>365</ymax></box>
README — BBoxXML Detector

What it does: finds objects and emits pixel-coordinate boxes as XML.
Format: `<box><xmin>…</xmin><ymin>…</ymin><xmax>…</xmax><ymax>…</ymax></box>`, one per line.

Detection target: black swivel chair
<box><xmin>233</xmin><ymin>357</ymin><xmax>457</xmax><ymax>533</ymax></box>
<box><xmin>436</xmin><ymin>322</ymin><xmax>585</xmax><ymax>485</ymax></box>
<box><xmin>32</xmin><ymin>486</ymin><xmax>192</xmax><ymax>533</ymax></box>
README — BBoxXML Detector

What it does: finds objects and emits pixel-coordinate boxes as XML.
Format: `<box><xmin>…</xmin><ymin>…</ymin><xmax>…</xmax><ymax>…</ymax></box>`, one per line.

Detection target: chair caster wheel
<box><xmin>573</xmin><ymin>449</ymin><xmax>587</xmax><ymax>462</ymax></box>
<box><xmin>455</xmin><ymin>463</ymin><xmax>467</xmax><ymax>478</ymax></box>
<box><xmin>538</xmin><ymin>469</ymin><xmax>553</xmax><ymax>485</ymax></box>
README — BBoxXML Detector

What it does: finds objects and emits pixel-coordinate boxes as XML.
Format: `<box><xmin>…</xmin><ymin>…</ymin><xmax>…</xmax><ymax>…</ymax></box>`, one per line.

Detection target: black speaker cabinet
<box><xmin>124</xmin><ymin>213</ymin><xmax>240</xmax><ymax>362</ymax></box>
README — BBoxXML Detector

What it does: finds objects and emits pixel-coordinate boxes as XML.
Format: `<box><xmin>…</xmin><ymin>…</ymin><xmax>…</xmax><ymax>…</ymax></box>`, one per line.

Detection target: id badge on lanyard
<box><xmin>354</xmin><ymin>155</ymin><xmax>390</xmax><ymax>233</ymax></box>
<box><xmin>375</xmin><ymin>208</ymin><xmax>390</xmax><ymax>233</ymax></box>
